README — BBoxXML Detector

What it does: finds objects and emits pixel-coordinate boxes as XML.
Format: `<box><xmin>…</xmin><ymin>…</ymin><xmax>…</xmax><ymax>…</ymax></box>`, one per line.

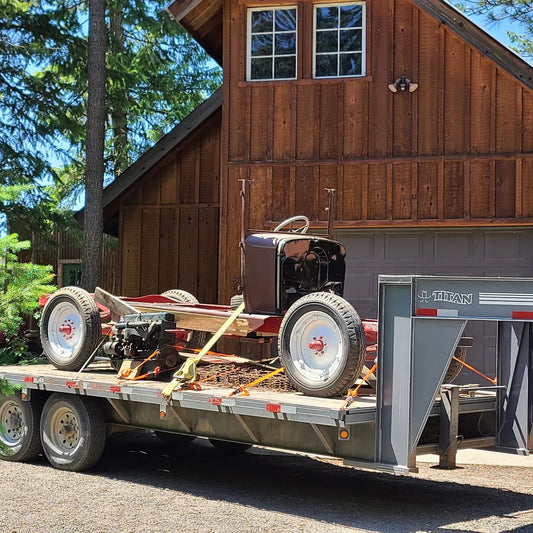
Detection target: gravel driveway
<box><xmin>1</xmin><ymin>430</ymin><xmax>533</xmax><ymax>533</ymax></box>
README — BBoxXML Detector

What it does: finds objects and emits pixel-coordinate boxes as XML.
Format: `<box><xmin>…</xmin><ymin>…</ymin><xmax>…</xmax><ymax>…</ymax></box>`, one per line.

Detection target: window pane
<box><xmin>316</xmin><ymin>6</ymin><xmax>338</xmax><ymax>29</ymax></box>
<box><xmin>316</xmin><ymin>30</ymin><xmax>338</xmax><ymax>53</ymax></box>
<box><xmin>275</xmin><ymin>8</ymin><xmax>296</xmax><ymax>32</ymax></box>
<box><xmin>340</xmin><ymin>4</ymin><xmax>363</xmax><ymax>28</ymax></box>
<box><xmin>251</xmin><ymin>10</ymin><xmax>273</xmax><ymax>33</ymax></box>
<box><xmin>274</xmin><ymin>56</ymin><xmax>296</xmax><ymax>78</ymax></box>
<box><xmin>275</xmin><ymin>33</ymin><xmax>296</xmax><ymax>55</ymax></box>
<box><xmin>251</xmin><ymin>34</ymin><xmax>273</xmax><ymax>56</ymax></box>
<box><xmin>316</xmin><ymin>54</ymin><xmax>338</xmax><ymax>77</ymax></box>
<box><xmin>339</xmin><ymin>52</ymin><xmax>362</xmax><ymax>76</ymax></box>
<box><xmin>340</xmin><ymin>29</ymin><xmax>362</xmax><ymax>52</ymax></box>
<box><xmin>251</xmin><ymin>57</ymin><xmax>273</xmax><ymax>79</ymax></box>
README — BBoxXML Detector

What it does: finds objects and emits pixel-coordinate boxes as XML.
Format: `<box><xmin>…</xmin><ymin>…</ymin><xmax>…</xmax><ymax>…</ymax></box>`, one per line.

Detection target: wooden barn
<box><xmin>102</xmin><ymin>0</ymin><xmax>533</xmax><ymax>378</ymax></box>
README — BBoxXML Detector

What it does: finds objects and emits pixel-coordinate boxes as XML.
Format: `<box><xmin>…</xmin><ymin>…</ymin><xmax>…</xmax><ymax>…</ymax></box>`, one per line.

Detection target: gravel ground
<box><xmin>1</xmin><ymin>430</ymin><xmax>533</xmax><ymax>533</ymax></box>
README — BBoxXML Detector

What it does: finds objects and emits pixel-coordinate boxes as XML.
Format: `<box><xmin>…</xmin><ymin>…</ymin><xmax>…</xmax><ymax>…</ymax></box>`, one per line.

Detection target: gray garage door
<box><xmin>338</xmin><ymin>228</ymin><xmax>533</xmax><ymax>383</ymax></box>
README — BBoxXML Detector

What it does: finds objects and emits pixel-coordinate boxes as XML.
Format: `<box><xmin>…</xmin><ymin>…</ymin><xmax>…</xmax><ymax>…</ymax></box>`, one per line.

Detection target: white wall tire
<box><xmin>40</xmin><ymin>287</ymin><xmax>101</xmax><ymax>371</ymax></box>
<box><xmin>278</xmin><ymin>292</ymin><xmax>366</xmax><ymax>398</ymax></box>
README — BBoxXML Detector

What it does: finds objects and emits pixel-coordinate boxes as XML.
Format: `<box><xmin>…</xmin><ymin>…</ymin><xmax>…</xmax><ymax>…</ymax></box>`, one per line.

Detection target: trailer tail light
<box><xmin>209</xmin><ymin>398</ymin><xmax>223</xmax><ymax>406</ymax></box>
<box><xmin>23</xmin><ymin>376</ymin><xmax>34</xmax><ymax>383</ymax></box>
<box><xmin>109</xmin><ymin>386</ymin><xmax>121</xmax><ymax>393</ymax></box>
<box><xmin>266</xmin><ymin>403</ymin><xmax>281</xmax><ymax>413</ymax></box>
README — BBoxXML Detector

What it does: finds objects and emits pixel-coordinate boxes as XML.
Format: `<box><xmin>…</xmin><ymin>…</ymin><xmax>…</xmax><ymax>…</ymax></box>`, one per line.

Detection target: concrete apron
<box><xmin>418</xmin><ymin>447</ymin><xmax>533</xmax><ymax>468</ymax></box>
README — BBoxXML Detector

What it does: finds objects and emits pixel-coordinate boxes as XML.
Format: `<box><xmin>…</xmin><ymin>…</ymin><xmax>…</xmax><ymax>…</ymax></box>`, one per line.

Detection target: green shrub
<box><xmin>0</xmin><ymin>234</ymin><xmax>55</xmax><ymax>365</ymax></box>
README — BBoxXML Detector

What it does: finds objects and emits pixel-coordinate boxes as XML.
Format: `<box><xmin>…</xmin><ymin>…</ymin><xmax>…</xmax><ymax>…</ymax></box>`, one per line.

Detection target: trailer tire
<box><xmin>40</xmin><ymin>287</ymin><xmax>101</xmax><ymax>371</ymax></box>
<box><xmin>209</xmin><ymin>439</ymin><xmax>251</xmax><ymax>453</ymax></box>
<box><xmin>279</xmin><ymin>292</ymin><xmax>366</xmax><ymax>398</ymax></box>
<box><xmin>0</xmin><ymin>392</ymin><xmax>43</xmax><ymax>462</ymax></box>
<box><xmin>161</xmin><ymin>289</ymin><xmax>207</xmax><ymax>349</ymax></box>
<box><xmin>40</xmin><ymin>394</ymin><xmax>106</xmax><ymax>471</ymax></box>
<box><xmin>444</xmin><ymin>346</ymin><xmax>467</xmax><ymax>383</ymax></box>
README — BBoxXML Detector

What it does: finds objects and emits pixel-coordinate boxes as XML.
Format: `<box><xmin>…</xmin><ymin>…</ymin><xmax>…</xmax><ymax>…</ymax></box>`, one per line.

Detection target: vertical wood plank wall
<box><xmin>217</xmin><ymin>0</ymin><xmax>533</xmax><ymax>302</ymax></box>
<box><xmin>117</xmin><ymin>111</ymin><xmax>221</xmax><ymax>298</ymax></box>
<box><xmin>23</xmin><ymin>232</ymin><xmax>118</xmax><ymax>294</ymax></box>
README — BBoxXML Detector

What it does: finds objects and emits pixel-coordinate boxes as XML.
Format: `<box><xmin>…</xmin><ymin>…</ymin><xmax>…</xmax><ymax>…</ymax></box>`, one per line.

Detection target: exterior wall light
<box><xmin>388</xmin><ymin>76</ymin><xmax>419</xmax><ymax>93</ymax></box>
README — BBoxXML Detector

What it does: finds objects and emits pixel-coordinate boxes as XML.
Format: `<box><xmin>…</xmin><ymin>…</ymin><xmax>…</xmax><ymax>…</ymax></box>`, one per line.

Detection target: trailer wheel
<box><xmin>0</xmin><ymin>392</ymin><xmax>43</xmax><ymax>462</ymax></box>
<box><xmin>278</xmin><ymin>292</ymin><xmax>366</xmax><ymax>398</ymax></box>
<box><xmin>40</xmin><ymin>394</ymin><xmax>106</xmax><ymax>471</ymax></box>
<box><xmin>40</xmin><ymin>287</ymin><xmax>101</xmax><ymax>371</ymax></box>
<box><xmin>161</xmin><ymin>289</ymin><xmax>206</xmax><ymax>349</ymax></box>
<box><xmin>209</xmin><ymin>439</ymin><xmax>251</xmax><ymax>453</ymax></box>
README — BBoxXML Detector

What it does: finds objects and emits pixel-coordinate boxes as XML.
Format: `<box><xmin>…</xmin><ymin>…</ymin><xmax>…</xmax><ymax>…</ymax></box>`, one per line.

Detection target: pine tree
<box><xmin>456</xmin><ymin>1</ymin><xmax>533</xmax><ymax>59</ymax></box>
<box><xmin>0</xmin><ymin>0</ymin><xmax>221</xmax><ymax>234</ymax></box>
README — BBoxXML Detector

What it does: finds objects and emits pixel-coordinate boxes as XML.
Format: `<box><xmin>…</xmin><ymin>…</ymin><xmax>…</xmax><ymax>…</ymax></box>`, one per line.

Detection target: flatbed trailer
<box><xmin>4</xmin><ymin>275</ymin><xmax>531</xmax><ymax>475</ymax></box>
<box><xmin>0</xmin><ymin>361</ymin><xmax>496</xmax><ymax>473</ymax></box>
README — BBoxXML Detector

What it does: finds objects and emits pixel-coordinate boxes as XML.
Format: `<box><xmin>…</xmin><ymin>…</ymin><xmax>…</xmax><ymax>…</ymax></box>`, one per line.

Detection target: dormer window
<box><xmin>247</xmin><ymin>7</ymin><xmax>297</xmax><ymax>81</ymax></box>
<box><xmin>313</xmin><ymin>2</ymin><xmax>365</xmax><ymax>78</ymax></box>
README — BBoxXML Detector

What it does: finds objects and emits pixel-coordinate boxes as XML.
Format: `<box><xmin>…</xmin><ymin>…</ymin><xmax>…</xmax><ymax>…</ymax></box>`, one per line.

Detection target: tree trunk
<box><xmin>82</xmin><ymin>0</ymin><xmax>106</xmax><ymax>292</ymax></box>
<box><xmin>109</xmin><ymin>4</ymin><xmax>129</xmax><ymax>175</ymax></box>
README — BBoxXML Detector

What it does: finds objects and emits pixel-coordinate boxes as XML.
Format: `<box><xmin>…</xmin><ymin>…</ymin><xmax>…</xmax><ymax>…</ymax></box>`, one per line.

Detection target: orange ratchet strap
<box><xmin>452</xmin><ymin>356</ymin><xmax>497</xmax><ymax>386</ymax></box>
<box><xmin>227</xmin><ymin>367</ymin><xmax>285</xmax><ymax>397</ymax></box>
<box><xmin>342</xmin><ymin>363</ymin><xmax>377</xmax><ymax>409</ymax></box>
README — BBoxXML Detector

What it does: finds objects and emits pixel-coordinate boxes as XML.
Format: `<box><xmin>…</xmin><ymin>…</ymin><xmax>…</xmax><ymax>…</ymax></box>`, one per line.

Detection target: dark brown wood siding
<box><xmin>114</xmin><ymin>110</ymin><xmax>221</xmax><ymax>299</ymax></box>
<box><xmin>217</xmin><ymin>0</ymin><xmax>533</xmax><ymax>302</ymax></box>
<box><xmin>20</xmin><ymin>232</ymin><xmax>118</xmax><ymax>294</ymax></box>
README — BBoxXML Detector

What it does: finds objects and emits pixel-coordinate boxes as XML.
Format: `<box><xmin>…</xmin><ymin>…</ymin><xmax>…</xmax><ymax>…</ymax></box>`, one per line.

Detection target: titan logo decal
<box><xmin>418</xmin><ymin>290</ymin><xmax>473</xmax><ymax>305</ymax></box>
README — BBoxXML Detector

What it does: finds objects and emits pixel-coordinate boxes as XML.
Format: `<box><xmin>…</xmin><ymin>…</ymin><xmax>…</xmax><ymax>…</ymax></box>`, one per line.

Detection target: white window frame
<box><xmin>246</xmin><ymin>6</ymin><xmax>298</xmax><ymax>82</ymax></box>
<box><xmin>313</xmin><ymin>2</ymin><xmax>366</xmax><ymax>79</ymax></box>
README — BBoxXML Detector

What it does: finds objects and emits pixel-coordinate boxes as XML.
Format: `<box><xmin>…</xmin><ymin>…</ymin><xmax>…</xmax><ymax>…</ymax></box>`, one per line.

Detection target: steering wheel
<box><xmin>273</xmin><ymin>215</ymin><xmax>310</xmax><ymax>234</ymax></box>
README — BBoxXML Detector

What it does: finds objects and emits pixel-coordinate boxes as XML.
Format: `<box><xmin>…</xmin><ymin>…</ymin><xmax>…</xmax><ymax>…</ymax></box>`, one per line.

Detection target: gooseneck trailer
<box><xmin>1</xmin><ymin>274</ymin><xmax>532</xmax><ymax>473</ymax></box>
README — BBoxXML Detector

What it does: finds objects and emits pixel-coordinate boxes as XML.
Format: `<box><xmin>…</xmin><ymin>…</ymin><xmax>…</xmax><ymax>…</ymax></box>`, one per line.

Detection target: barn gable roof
<box><xmin>166</xmin><ymin>0</ymin><xmax>533</xmax><ymax>91</ymax></box>
<box><xmin>96</xmin><ymin>87</ymin><xmax>221</xmax><ymax>234</ymax></box>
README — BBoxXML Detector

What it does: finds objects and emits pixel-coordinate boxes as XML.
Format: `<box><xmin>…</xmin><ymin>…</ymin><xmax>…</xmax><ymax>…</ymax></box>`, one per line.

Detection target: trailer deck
<box><xmin>0</xmin><ymin>361</ymin><xmax>497</xmax><ymax>472</ymax></box>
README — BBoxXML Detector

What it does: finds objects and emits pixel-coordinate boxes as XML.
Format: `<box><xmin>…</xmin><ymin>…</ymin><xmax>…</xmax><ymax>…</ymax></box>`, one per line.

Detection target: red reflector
<box><xmin>23</xmin><ymin>376</ymin><xmax>34</xmax><ymax>383</ymax></box>
<box><xmin>110</xmin><ymin>386</ymin><xmax>121</xmax><ymax>393</ymax></box>
<box><xmin>209</xmin><ymin>398</ymin><xmax>222</xmax><ymax>406</ymax></box>
<box><xmin>512</xmin><ymin>311</ymin><xmax>533</xmax><ymax>320</ymax></box>
<box><xmin>416</xmin><ymin>308</ymin><xmax>437</xmax><ymax>316</ymax></box>
<box><xmin>65</xmin><ymin>381</ymin><xmax>77</xmax><ymax>388</ymax></box>
<box><xmin>266</xmin><ymin>403</ymin><xmax>281</xmax><ymax>413</ymax></box>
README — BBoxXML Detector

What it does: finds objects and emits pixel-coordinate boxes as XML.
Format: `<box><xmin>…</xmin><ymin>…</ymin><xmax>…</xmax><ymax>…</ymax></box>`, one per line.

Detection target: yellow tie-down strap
<box><xmin>161</xmin><ymin>301</ymin><xmax>246</xmax><ymax>400</ymax></box>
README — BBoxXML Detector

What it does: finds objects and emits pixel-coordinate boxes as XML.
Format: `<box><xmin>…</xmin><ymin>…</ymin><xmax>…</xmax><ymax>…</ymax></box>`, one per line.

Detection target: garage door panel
<box><xmin>434</xmin><ymin>232</ymin><xmax>475</xmax><ymax>260</ymax></box>
<box><xmin>384</xmin><ymin>233</ymin><xmax>424</xmax><ymax>260</ymax></box>
<box><xmin>338</xmin><ymin>228</ymin><xmax>533</xmax><ymax>382</ymax></box>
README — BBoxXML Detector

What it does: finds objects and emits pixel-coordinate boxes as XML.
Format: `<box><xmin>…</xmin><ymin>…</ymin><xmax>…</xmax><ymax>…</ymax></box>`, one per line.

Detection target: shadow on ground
<box><xmin>65</xmin><ymin>430</ymin><xmax>533</xmax><ymax>533</ymax></box>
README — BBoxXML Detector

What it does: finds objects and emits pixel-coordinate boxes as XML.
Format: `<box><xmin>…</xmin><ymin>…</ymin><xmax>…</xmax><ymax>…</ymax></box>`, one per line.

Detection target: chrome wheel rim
<box><xmin>47</xmin><ymin>301</ymin><xmax>86</xmax><ymax>360</ymax></box>
<box><xmin>289</xmin><ymin>310</ymin><xmax>345</xmax><ymax>385</ymax></box>
<box><xmin>0</xmin><ymin>400</ymin><xmax>25</xmax><ymax>450</ymax></box>
<box><xmin>47</xmin><ymin>407</ymin><xmax>81</xmax><ymax>454</ymax></box>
